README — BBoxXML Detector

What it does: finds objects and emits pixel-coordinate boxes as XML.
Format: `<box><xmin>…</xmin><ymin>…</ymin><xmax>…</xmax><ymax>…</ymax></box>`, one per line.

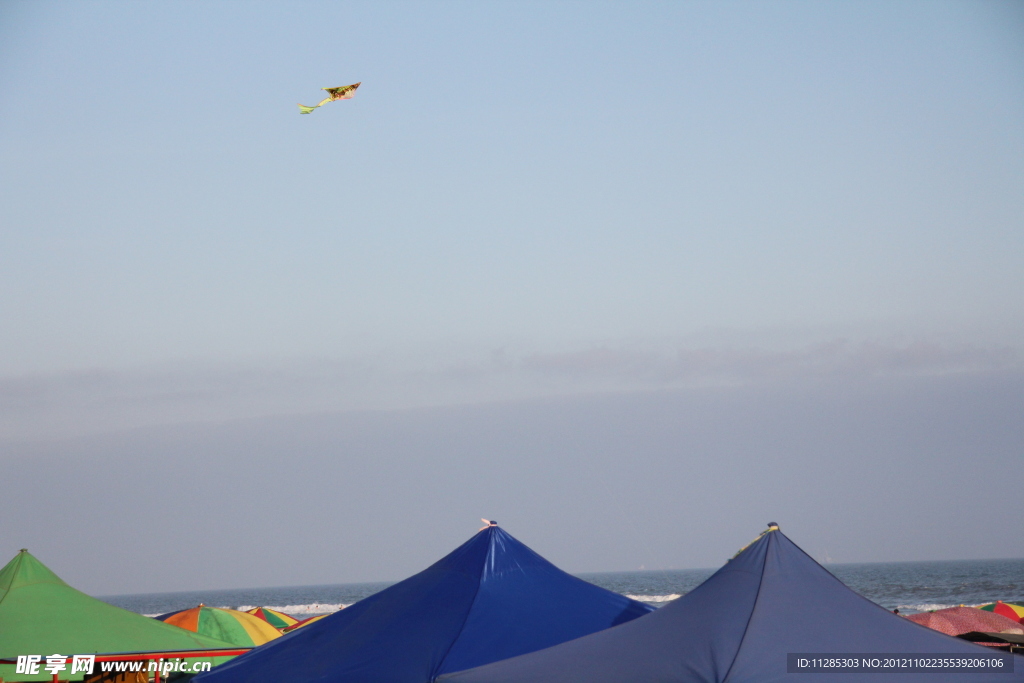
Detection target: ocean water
<box><xmin>101</xmin><ymin>558</ymin><xmax>1024</xmax><ymax>618</ymax></box>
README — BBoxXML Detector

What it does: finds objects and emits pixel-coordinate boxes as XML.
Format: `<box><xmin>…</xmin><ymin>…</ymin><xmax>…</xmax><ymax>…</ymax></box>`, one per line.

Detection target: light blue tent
<box><xmin>195</xmin><ymin>523</ymin><xmax>653</xmax><ymax>683</ymax></box>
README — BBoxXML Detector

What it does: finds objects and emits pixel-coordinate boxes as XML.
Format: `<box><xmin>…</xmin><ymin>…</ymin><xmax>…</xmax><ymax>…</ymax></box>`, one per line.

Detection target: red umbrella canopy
<box><xmin>977</xmin><ymin>601</ymin><xmax>1024</xmax><ymax>624</ymax></box>
<box><xmin>906</xmin><ymin>606</ymin><xmax>1024</xmax><ymax>636</ymax></box>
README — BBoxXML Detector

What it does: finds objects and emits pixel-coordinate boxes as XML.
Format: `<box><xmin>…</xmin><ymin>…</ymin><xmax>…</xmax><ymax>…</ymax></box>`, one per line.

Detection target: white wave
<box><xmin>896</xmin><ymin>603</ymin><xmax>961</xmax><ymax>614</ymax></box>
<box><xmin>231</xmin><ymin>603</ymin><xmax>349</xmax><ymax>616</ymax></box>
<box><xmin>141</xmin><ymin>603</ymin><xmax>348</xmax><ymax>618</ymax></box>
<box><xmin>625</xmin><ymin>593</ymin><xmax>681</xmax><ymax>604</ymax></box>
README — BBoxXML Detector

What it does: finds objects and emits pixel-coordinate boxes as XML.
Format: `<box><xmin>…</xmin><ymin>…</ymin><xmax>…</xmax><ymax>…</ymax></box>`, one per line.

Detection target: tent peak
<box><xmin>0</xmin><ymin>551</ymin><xmax>236</xmax><ymax>671</ymax></box>
<box><xmin>0</xmin><ymin>548</ymin><xmax>70</xmax><ymax>593</ymax></box>
<box><xmin>731</xmin><ymin>523</ymin><xmax>780</xmax><ymax>560</ymax></box>
<box><xmin>479</xmin><ymin>519</ymin><xmax>498</xmax><ymax>531</ymax></box>
<box><xmin>193</xmin><ymin>524</ymin><xmax>655</xmax><ymax>683</ymax></box>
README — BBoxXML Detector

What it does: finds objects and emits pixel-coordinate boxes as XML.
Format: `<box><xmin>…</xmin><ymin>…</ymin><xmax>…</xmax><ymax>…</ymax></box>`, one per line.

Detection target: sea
<box><xmin>101</xmin><ymin>558</ymin><xmax>1024</xmax><ymax>618</ymax></box>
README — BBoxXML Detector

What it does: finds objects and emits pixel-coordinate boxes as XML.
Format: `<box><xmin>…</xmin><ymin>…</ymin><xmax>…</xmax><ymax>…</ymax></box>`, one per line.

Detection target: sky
<box><xmin>1</xmin><ymin>1</ymin><xmax>1022</xmax><ymax>596</ymax></box>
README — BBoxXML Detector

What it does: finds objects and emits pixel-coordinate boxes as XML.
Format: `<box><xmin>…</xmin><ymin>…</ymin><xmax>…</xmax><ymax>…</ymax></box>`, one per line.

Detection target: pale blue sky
<box><xmin>2</xmin><ymin>1</ymin><xmax>1022</xmax><ymax>375</ymax></box>
<box><xmin>1</xmin><ymin>1</ymin><xmax>1022</xmax><ymax>593</ymax></box>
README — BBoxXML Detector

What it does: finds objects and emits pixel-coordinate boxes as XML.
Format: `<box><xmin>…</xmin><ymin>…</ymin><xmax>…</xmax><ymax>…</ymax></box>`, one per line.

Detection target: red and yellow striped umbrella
<box><xmin>978</xmin><ymin>601</ymin><xmax>1024</xmax><ymax>624</ymax></box>
<box><xmin>281</xmin><ymin>614</ymin><xmax>328</xmax><ymax>632</ymax></box>
<box><xmin>245</xmin><ymin>607</ymin><xmax>299</xmax><ymax>630</ymax></box>
<box><xmin>158</xmin><ymin>604</ymin><xmax>282</xmax><ymax>646</ymax></box>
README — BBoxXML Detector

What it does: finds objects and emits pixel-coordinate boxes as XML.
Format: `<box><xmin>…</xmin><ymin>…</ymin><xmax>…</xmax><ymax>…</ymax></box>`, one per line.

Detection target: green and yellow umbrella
<box><xmin>245</xmin><ymin>606</ymin><xmax>299</xmax><ymax>630</ymax></box>
<box><xmin>157</xmin><ymin>604</ymin><xmax>282</xmax><ymax>646</ymax></box>
<box><xmin>978</xmin><ymin>601</ymin><xmax>1024</xmax><ymax>624</ymax></box>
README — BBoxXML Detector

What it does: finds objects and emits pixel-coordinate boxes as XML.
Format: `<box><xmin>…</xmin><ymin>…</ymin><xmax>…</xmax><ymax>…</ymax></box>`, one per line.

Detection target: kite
<box><xmin>298</xmin><ymin>82</ymin><xmax>361</xmax><ymax>114</ymax></box>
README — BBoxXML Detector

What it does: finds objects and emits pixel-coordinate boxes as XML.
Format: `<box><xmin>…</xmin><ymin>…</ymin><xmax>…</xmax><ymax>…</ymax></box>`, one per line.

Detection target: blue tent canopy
<box><xmin>441</xmin><ymin>525</ymin><xmax>1023</xmax><ymax>683</ymax></box>
<box><xmin>194</xmin><ymin>524</ymin><xmax>653</xmax><ymax>683</ymax></box>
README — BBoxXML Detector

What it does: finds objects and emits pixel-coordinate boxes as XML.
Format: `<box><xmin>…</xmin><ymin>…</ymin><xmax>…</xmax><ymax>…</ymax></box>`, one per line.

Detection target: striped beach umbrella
<box><xmin>245</xmin><ymin>607</ymin><xmax>300</xmax><ymax>630</ymax></box>
<box><xmin>282</xmin><ymin>614</ymin><xmax>329</xmax><ymax>632</ymax></box>
<box><xmin>978</xmin><ymin>601</ymin><xmax>1024</xmax><ymax>624</ymax></box>
<box><xmin>157</xmin><ymin>604</ymin><xmax>282</xmax><ymax>646</ymax></box>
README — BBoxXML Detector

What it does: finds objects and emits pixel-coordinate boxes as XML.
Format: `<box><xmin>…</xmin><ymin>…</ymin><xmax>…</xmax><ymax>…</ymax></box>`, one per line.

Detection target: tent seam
<box><xmin>786</xmin><ymin>538</ymin><xmax>999</xmax><ymax>654</ymax></box>
<box><xmin>431</xmin><ymin>530</ymin><xmax>491</xmax><ymax>682</ymax></box>
<box><xmin>720</xmin><ymin>534</ymin><xmax>771</xmax><ymax>683</ymax></box>
<box><xmin>0</xmin><ymin>553</ymin><xmax>25</xmax><ymax>610</ymax></box>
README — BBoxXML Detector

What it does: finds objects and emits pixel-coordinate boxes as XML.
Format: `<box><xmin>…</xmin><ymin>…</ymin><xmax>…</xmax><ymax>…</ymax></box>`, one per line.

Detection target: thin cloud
<box><xmin>0</xmin><ymin>340</ymin><xmax>1017</xmax><ymax>442</ymax></box>
<box><xmin>521</xmin><ymin>340</ymin><xmax>1017</xmax><ymax>383</ymax></box>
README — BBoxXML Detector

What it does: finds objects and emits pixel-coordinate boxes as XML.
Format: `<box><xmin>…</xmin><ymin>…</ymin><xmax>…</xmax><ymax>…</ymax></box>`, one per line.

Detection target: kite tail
<box><xmin>297</xmin><ymin>97</ymin><xmax>333</xmax><ymax>114</ymax></box>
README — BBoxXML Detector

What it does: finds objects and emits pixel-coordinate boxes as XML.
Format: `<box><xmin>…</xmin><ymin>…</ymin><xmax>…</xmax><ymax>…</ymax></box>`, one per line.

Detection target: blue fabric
<box><xmin>441</xmin><ymin>529</ymin><xmax>1023</xmax><ymax>683</ymax></box>
<box><xmin>193</xmin><ymin>526</ymin><xmax>653</xmax><ymax>683</ymax></box>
